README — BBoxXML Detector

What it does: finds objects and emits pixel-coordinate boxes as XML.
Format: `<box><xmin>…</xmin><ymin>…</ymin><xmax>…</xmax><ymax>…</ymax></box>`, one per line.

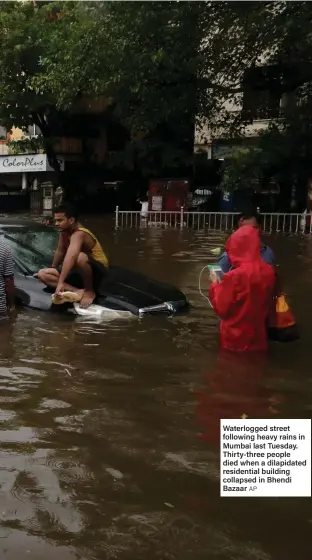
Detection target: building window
<box><xmin>0</xmin><ymin>126</ymin><xmax>7</xmax><ymax>139</ymax></box>
<box><xmin>27</xmin><ymin>124</ymin><xmax>41</xmax><ymax>137</ymax></box>
<box><xmin>242</xmin><ymin>66</ymin><xmax>282</xmax><ymax>121</ymax></box>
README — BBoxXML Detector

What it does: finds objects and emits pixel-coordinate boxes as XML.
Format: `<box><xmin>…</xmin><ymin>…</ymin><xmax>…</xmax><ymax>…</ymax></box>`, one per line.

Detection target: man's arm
<box><xmin>52</xmin><ymin>236</ymin><xmax>66</xmax><ymax>268</ymax></box>
<box><xmin>262</xmin><ymin>245</ymin><xmax>275</xmax><ymax>267</ymax></box>
<box><xmin>58</xmin><ymin>231</ymin><xmax>84</xmax><ymax>284</ymax></box>
<box><xmin>3</xmin><ymin>245</ymin><xmax>15</xmax><ymax>310</ymax></box>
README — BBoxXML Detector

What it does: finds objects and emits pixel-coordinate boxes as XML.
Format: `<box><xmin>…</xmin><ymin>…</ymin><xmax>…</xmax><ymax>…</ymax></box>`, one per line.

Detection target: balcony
<box><xmin>241</xmin><ymin>107</ymin><xmax>284</xmax><ymax>123</ymax></box>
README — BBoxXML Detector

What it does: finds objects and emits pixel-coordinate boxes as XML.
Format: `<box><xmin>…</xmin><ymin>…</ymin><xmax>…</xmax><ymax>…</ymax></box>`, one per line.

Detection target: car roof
<box><xmin>0</xmin><ymin>217</ymin><xmax>50</xmax><ymax>229</ymax></box>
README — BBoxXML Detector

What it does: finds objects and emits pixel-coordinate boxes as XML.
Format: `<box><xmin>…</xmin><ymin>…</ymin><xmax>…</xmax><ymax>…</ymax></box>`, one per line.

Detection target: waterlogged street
<box><xmin>0</xmin><ymin>216</ymin><xmax>312</xmax><ymax>560</ymax></box>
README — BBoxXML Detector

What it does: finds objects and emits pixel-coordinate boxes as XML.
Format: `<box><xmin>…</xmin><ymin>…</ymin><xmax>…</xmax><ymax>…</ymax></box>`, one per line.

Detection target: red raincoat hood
<box><xmin>225</xmin><ymin>225</ymin><xmax>261</xmax><ymax>268</ymax></box>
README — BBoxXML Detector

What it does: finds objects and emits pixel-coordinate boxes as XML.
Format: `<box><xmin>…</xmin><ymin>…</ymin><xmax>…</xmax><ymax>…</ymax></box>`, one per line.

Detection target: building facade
<box><xmin>0</xmin><ymin>126</ymin><xmax>65</xmax><ymax>212</ymax></box>
<box><xmin>194</xmin><ymin>61</ymin><xmax>295</xmax><ymax>162</ymax></box>
<box><xmin>0</xmin><ymin>96</ymin><xmax>121</xmax><ymax>213</ymax></box>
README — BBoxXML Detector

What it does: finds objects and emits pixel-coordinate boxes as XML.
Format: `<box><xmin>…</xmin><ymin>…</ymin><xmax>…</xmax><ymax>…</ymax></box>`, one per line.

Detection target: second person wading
<box><xmin>209</xmin><ymin>225</ymin><xmax>276</xmax><ymax>352</ymax></box>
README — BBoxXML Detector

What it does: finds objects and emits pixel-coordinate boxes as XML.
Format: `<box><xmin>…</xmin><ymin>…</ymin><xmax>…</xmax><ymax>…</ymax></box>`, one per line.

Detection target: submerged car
<box><xmin>0</xmin><ymin>219</ymin><xmax>189</xmax><ymax>317</ymax></box>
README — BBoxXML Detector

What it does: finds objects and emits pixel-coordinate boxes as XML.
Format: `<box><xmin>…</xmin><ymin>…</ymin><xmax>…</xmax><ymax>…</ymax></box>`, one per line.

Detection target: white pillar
<box><xmin>22</xmin><ymin>172</ymin><xmax>27</xmax><ymax>190</ymax></box>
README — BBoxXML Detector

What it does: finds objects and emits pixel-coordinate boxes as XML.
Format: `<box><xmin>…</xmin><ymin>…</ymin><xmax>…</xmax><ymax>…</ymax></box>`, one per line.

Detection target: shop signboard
<box><xmin>0</xmin><ymin>153</ymin><xmax>64</xmax><ymax>173</ymax></box>
<box><xmin>151</xmin><ymin>196</ymin><xmax>163</xmax><ymax>211</ymax></box>
<box><xmin>220</xmin><ymin>189</ymin><xmax>234</xmax><ymax>211</ymax></box>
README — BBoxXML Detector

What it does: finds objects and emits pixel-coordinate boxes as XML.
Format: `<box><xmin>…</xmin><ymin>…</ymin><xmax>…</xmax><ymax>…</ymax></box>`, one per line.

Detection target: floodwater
<box><xmin>1</xmin><ymin>216</ymin><xmax>312</xmax><ymax>560</ymax></box>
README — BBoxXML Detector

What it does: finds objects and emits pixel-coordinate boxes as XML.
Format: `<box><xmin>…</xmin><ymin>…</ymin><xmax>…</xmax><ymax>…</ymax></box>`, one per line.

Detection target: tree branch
<box><xmin>32</xmin><ymin>111</ymin><xmax>61</xmax><ymax>173</ymax></box>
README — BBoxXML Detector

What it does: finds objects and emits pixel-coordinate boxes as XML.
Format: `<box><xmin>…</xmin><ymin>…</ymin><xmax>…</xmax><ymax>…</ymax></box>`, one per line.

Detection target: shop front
<box><xmin>0</xmin><ymin>153</ymin><xmax>64</xmax><ymax>213</ymax></box>
<box><xmin>148</xmin><ymin>179</ymin><xmax>190</xmax><ymax>212</ymax></box>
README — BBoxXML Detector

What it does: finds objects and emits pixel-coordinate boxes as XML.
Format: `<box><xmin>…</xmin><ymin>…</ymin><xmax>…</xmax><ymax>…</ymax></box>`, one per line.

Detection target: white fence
<box><xmin>115</xmin><ymin>207</ymin><xmax>311</xmax><ymax>234</ymax></box>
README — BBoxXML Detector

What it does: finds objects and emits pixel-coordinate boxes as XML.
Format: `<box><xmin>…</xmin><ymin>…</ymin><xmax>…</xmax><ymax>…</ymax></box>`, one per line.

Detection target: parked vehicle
<box><xmin>0</xmin><ymin>219</ymin><xmax>189</xmax><ymax>317</ymax></box>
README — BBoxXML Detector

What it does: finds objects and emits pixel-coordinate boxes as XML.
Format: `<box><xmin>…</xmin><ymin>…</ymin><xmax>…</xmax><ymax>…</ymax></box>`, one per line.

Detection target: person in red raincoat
<box><xmin>208</xmin><ymin>225</ymin><xmax>276</xmax><ymax>352</ymax></box>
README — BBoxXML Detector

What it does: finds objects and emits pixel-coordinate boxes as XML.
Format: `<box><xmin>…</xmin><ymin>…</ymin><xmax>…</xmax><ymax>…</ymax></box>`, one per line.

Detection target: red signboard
<box><xmin>149</xmin><ymin>180</ymin><xmax>165</xmax><ymax>211</ymax></box>
<box><xmin>148</xmin><ymin>178</ymin><xmax>189</xmax><ymax>212</ymax></box>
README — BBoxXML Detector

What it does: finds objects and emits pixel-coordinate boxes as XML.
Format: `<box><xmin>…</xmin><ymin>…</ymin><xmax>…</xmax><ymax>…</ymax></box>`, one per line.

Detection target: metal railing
<box><xmin>115</xmin><ymin>207</ymin><xmax>312</xmax><ymax>234</ymax></box>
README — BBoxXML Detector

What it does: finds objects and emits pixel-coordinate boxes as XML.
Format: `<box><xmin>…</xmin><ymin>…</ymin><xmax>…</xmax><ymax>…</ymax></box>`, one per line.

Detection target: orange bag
<box><xmin>267</xmin><ymin>293</ymin><xmax>299</xmax><ymax>342</ymax></box>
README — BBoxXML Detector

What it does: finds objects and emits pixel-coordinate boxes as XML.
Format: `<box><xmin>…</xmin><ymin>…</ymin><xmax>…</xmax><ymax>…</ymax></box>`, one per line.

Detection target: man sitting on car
<box><xmin>37</xmin><ymin>203</ymin><xmax>108</xmax><ymax>309</ymax></box>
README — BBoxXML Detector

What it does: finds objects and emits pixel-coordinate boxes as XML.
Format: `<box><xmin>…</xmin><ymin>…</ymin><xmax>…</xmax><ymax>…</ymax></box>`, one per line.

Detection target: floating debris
<box><xmin>105</xmin><ymin>468</ymin><xmax>124</xmax><ymax>480</ymax></box>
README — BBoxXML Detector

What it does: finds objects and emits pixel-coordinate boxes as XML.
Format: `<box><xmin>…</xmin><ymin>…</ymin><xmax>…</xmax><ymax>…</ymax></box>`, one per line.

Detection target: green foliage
<box><xmin>8</xmin><ymin>136</ymin><xmax>45</xmax><ymax>154</ymax></box>
<box><xmin>35</xmin><ymin>1</ymin><xmax>284</xmax><ymax>134</ymax></box>
<box><xmin>219</xmin><ymin>2</ymin><xmax>312</xmax><ymax>195</ymax></box>
<box><xmin>1</xmin><ymin>1</ymin><xmax>312</xmax><ymax>180</ymax></box>
<box><xmin>0</xmin><ymin>1</ymin><xmax>81</xmax><ymax>169</ymax></box>
<box><xmin>0</xmin><ymin>1</ymin><xmax>51</xmax><ymax>129</ymax></box>
<box><xmin>35</xmin><ymin>1</ymin><xmax>203</xmax><ymax>173</ymax></box>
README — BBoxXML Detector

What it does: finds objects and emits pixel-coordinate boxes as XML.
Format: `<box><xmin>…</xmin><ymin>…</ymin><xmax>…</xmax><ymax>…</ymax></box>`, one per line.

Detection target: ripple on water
<box><xmin>0</xmin><ymin>410</ymin><xmax>16</xmax><ymax>422</ymax></box>
<box><xmin>10</xmin><ymin>471</ymin><xmax>44</xmax><ymax>504</ymax></box>
<box><xmin>20</xmin><ymin>359</ymin><xmax>75</xmax><ymax>371</ymax></box>
<box><xmin>37</xmin><ymin>399</ymin><xmax>72</xmax><ymax>412</ymax></box>
<box><xmin>54</xmin><ymin>414</ymin><xmax>86</xmax><ymax>432</ymax></box>
<box><xmin>0</xmin><ymin>529</ymin><xmax>78</xmax><ymax>559</ymax></box>
<box><xmin>74</xmin><ymin>320</ymin><xmax>135</xmax><ymax>336</ymax></box>
<box><xmin>0</xmin><ymin>225</ymin><xmax>310</xmax><ymax>560</ymax></box>
<box><xmin>159</xmin><ymin>451</ymin><xmax>219</xmax><ymax>482</ymax></box>
<box><xmin>99</xmin><ymin>511</ymin><xmax>273</xmax><ymax>560</ymax></box>
<box><xmin>1</xmin><ymin>448</ymin><xmax>84</xmax><ymax>538</ymax></box>
<box><xmin>0</xmin><ymin>427</ymin><xmax>38</xmax><ymax>444</ymax></box>
<box><xmin>0</xmin><ymin>365</ymin><xmax>46</xmax><ymax>405</ymax></box>
<box><xmin>43</xmin><ymin>454</ymin><xmax>95</xmax><ymax>485</ymax></box>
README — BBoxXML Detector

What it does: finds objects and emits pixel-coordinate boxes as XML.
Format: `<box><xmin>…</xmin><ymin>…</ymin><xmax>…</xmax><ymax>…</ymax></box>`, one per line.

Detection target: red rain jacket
<box><xmin>209</xmin><ymin>225</ymin><xmax>276</xmax><ymax>352</ymax></box>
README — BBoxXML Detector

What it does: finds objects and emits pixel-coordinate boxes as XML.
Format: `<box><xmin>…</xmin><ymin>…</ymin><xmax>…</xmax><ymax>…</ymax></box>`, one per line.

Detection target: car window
<box><xmin>3</xmin><ymin>236</ymin><xmax>49</xmax><ymax>274</ymax></box>
<box><xmin>0</xmin><ymin>226</ymin><xmax>58</xmax><ymax>257</ymax></box>
<box><xmin>0</xmin><ymin>226</ymin><xmax>59</xmax><ymax>274</ymax></box>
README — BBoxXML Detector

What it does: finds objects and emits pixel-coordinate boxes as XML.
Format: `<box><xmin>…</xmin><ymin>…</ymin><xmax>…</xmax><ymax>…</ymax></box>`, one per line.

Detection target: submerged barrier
<box><xmin>115</xmin><ymin>207</ymin><xmax>311</xmax><ymax>234</ymax></box>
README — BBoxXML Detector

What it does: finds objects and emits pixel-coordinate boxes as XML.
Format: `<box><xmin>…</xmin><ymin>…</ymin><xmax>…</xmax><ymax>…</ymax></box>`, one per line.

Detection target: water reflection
<box><xmin>0</xmin><ymin>222</ymin><xmax>311</xmax><ymax>559</ymax></box>
<box><xmin>197</xmin><ymin>352</ymin><xmax>265</xmax><ymax>445</ymax></box>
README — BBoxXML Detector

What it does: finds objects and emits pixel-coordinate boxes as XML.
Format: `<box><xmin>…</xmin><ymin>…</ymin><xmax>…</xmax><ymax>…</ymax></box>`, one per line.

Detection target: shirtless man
<box><xmin>37</xmin><ymin>204</ymin><xmax>108</xmax><ymax>308</ymax></box>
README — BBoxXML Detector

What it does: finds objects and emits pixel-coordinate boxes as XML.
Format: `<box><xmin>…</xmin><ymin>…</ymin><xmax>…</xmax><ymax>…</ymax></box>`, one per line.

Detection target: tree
<box><xmin>34</xmin><ymin>0</ymin><xmax>204</xmax><ymax>175</ymax></box>
<box><xmin>2</xmin><ymin>1</ymin><xmax>312</xmax><ymax>185</ymax></box>
<box><xmin>35</xmin><ymin>1</ymin><xmax>300</xmax><ymax>174</ymax></box>
<box><xmin>219</xmin><ymin>2</ymin><xmax>312</xmax><ymax>208</ymax></box>
<box><xmin>0</xmin><ymin>0</ymin><xmax>82</xmax><ymax>172</ymax></box>
<box><xmin>0</xmin><ymin>1</ymin><xmax>202</xmax><ymax>175</ymax></box>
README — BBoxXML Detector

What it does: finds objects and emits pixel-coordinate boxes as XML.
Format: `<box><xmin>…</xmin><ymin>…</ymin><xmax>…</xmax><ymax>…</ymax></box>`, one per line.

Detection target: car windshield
<box><xmin>0</xmin><ymin>226</ymin><xmax>59</xmax><ymax>274</ymax></box>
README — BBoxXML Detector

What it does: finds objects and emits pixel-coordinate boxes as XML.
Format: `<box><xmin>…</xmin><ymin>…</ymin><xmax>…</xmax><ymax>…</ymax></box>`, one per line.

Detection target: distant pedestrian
<box><xmin>218</xmin><ymin>210</ymin><xmax>275</xmax><ymax>273</ymax></box>
<box><xmin>0</xmin><ymin>237</ymin><xmax>15</xmax><ymax>316</ymax></box>
<box><xmin>42</xmin><ymin>216</ymin><xmax>53</xmax><ymax>226</ymax></box>
<box><xmin>138</xmin><ymin>194</ymin><xmax>149</xmax><ymax>218</ymax></box>
<box><xmin>137</xmin><ymin>193</ymin><xmax>149</xmax><ymax>226</ymax></box>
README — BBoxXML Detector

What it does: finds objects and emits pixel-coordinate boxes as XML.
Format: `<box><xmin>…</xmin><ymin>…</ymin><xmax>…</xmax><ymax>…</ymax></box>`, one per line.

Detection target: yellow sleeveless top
<box><xmin>78</xmin><ymin>227</ymin><xmax>108</xmax><ymax>268</ymax></box>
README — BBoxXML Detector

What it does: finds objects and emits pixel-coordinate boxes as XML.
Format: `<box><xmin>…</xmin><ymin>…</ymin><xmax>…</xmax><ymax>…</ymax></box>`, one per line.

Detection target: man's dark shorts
<box><xmin>62</xmin><ymin>257</ymin><xmax>108</xmax><ymax>294</ymax></box>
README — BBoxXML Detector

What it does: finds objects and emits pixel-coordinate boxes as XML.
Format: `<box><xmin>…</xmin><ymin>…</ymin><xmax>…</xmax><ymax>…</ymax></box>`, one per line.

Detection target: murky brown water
<box><xmin>1</xmin><ymin>216</ymin><xmax>312</xmax><ymax>560</ymax></box>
